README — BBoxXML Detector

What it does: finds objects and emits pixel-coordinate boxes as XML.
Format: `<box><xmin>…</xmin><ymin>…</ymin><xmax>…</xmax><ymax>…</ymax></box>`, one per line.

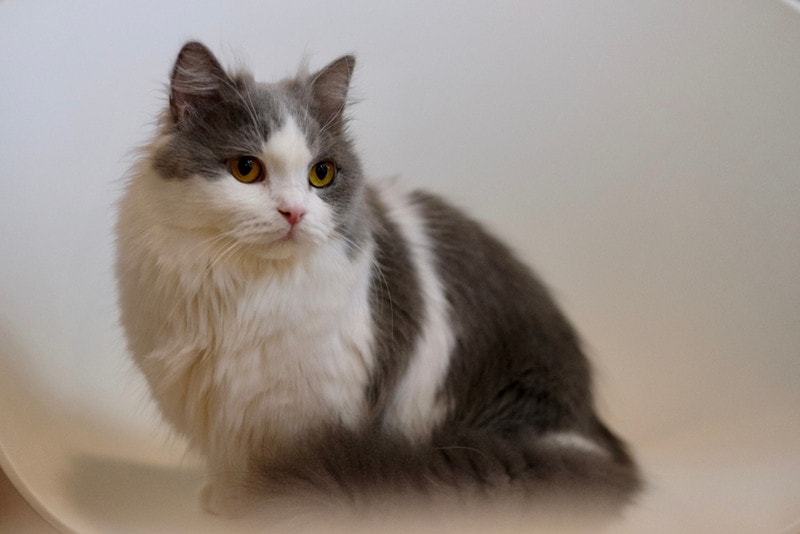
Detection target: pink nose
<box><xmin>278</xmin><ymin>208</ymin><xmax>305</xmax><ymax>226</ymax></box>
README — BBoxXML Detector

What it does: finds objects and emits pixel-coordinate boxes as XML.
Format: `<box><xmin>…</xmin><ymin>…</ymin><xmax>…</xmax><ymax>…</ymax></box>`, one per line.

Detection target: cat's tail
<box><xmin>249</xmin><ymin>421</ymin><xmax>641</xmax><ymax>517</ymax></box>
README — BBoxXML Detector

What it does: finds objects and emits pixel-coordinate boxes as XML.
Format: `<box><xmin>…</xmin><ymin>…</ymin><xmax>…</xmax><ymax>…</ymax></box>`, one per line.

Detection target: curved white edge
<box><xmin>0</xmin><ymin>375</ymin><xmax>76</xmax><ymax>533</ymax></box>
<box><xmin>781</xmin><ymin>0</ymin><xmax>800</xmax><ymax>14</ymax></box>
<box><xmin>0</xmin><ymin>450</ymin><xmax>71</xmax><ymax>533</ymax></box>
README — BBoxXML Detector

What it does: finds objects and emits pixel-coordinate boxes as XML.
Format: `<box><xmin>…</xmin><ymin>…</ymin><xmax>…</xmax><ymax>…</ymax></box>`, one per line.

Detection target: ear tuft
<box><xmin>310</xmin><ymin>55</ymin><xmax>355</xmax><ymax>129</ymax></box>
<box><xmin>169</xmin><ymin>42</ymin><xmax>229</xmax><ymax>122</ymax></box>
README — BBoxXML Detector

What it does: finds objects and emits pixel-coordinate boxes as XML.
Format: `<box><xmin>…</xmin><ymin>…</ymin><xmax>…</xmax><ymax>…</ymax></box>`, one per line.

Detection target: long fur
<box><xmin>255</xmin><ymin>423</ymin><xmax>639</xmax><ymax>510</ymax></box>
<box><xmin>115</xmin><ymin>41</ymin><xmax>641</xmax><ymax>519</ymax></box>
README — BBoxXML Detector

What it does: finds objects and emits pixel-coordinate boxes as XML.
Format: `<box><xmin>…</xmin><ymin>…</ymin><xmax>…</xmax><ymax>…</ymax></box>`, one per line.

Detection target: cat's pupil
<box><xmin>238</xmin><ymin>158</ymin><xmax>253</xmax><ymax>176</ymax></box>
<box><xmin>315</xmin><ymin>163</ymin><xmax>328</xmax><ymax>177</ymax></box>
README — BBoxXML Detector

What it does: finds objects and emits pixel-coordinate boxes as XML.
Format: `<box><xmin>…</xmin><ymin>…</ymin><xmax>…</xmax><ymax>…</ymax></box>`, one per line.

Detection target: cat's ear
<box><xmin>169</xmin><ymin>42</ymin><xmax>229</xmax><ymax>123</ymax></box>
<box><xmin>310</xmin><ymin>55</ymin><xmax>355</xmax><ymax>129</ymax></box>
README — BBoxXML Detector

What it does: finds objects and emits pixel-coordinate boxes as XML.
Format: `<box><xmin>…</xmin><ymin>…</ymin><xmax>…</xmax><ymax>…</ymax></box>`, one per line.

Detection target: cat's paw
<box><xmin>200</xmin><ymin>481</ymin><xmax>251</xmax><ymax>517</ymax></box>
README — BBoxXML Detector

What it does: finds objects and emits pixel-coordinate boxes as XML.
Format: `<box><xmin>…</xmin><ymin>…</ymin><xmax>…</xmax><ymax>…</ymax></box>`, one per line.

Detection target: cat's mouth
<box><xmin>282</xmin><ymin>226</ymin><xmax>297</xmax><ymax>239</ymax></box>
<box><xmin>276</xmin><ymin>225</ymin><xmax>300</xmax><ymax>244</ymax></box>
<box><xmin>234</xmin><ymin>221</ymin><xmax>324</xmax><ymax>261</ymax></box>
<box><xmin>258</xmin><ymin>226</ymin><xmax>315</xmax><ymax>259</ymax></box>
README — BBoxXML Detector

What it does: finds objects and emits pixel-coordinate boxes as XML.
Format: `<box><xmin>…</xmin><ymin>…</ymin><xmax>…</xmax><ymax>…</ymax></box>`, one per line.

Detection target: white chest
<box><xmin>132</xmin><ymin>241</ymin><xmax>375</xmax><ymax>463</ymax></box>
<box><xmin>209</xmin><ymin>269</ymin><xmax>374</xmax><ymax>444</ymax></box>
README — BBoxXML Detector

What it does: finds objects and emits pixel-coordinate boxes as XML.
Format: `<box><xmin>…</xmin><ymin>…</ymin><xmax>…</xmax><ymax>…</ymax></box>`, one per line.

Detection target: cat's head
<box><xmin>144</xmin><ymin>42</ymin><xmax>365</xmax><ymax>262</ymax></box>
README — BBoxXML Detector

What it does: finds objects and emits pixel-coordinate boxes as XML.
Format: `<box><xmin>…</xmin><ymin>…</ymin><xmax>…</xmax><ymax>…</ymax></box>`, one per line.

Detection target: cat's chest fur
<box><xmin>211</xmin><ymin>247</ymin><xmax>374</xmax><ymax>427</ymax></box>
<box><xmin>124</xmin><ymin>227</ymin><xmax>376</xmax><ymax>462</ymax></box>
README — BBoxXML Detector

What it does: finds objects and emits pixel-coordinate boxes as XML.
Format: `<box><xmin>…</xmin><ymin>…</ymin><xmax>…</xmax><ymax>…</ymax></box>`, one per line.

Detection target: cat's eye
<box><xmin>228</xmin><ymin>156</ymin><xmax>265</xmax><ymax>183</ymax></box>
<box><xmin>308</xmin><ymin>161</ymin><xmax>336</xmax><ymax>188</ymax></box>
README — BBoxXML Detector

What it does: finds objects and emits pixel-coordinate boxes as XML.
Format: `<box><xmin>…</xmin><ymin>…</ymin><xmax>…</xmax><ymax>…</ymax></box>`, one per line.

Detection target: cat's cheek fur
<box><xmin>137</xmin><ymin>117</ymin><xmax>334</xmax><ymax>257</ymax></box>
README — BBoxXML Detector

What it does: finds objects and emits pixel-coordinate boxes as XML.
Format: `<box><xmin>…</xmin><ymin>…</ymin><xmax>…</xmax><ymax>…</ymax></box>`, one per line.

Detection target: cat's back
<box><xmin>365</xmin><ymin>184</ymin><xmax>595</xmax><ymax>436</ymax></box>
<box><xmin>408</xmin><ymin>190</ymin><xmax>611</xmax><ymax>440</ymax></box>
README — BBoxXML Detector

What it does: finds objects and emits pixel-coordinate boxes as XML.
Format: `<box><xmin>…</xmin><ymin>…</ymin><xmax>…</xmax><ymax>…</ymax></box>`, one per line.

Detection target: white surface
<box><xmin>1</xmin><ymin>0</ymin><xmax>799</xmax><ymax>532</ymax></box>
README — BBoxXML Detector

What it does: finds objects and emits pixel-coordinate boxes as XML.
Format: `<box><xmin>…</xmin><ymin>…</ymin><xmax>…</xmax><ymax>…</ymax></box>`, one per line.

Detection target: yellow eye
<box><xmin>308</xmin><ymin>161</ymin><xmax>336</xmax><ymax>188</ymax></box>
<box><xmin>228</xmin><ymin>156</ymin><xmax>264</xmax><ymax>183</ymax></box>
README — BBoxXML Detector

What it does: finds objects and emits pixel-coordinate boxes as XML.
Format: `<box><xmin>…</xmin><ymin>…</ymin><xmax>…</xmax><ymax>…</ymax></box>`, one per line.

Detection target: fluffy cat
<box><xmin>115</xmin><ymin>41</ymin><xmax>640</xmax><ymax>517</ymax></box>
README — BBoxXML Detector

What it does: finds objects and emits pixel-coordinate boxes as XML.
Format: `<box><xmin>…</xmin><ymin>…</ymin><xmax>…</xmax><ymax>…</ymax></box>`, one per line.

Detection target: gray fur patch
<box><xmin>363</xmin><ymin>187</ymin><xmax>423</xmax><ymax>416</ymax></box>
<box><xmin>409</xmin><ymin>192</ymin><xmax>594</xmax><ymax>435</ymax></box>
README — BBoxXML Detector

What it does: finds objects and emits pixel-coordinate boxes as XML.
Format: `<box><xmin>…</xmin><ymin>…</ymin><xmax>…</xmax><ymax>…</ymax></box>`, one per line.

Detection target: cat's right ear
<box><xmin>169</xmin><ymin>42</ymin><xmax>228</xmax><ymax>123</ymax></box>
<box><xmin>309</xmin><ymin>55</ymin><xmax>356</xmax><ymax>130</ymax></box>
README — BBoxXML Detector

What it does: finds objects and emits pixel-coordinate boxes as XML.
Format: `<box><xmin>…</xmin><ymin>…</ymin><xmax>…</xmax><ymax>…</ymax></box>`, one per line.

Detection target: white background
<box><xmin>1</xmin><ymin>1</ymin><xmax>799</xmax><ymax>532</ymax></box>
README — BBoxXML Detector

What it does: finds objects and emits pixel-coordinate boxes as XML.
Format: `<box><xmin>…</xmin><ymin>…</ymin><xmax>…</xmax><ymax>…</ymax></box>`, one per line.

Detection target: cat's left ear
<box><xmin>169</xmin><ymin>42</ymin><xmax>231</xmax><ymax>123</ymax></box>
<box><xmin>310</xmin><ymin>55</ymin><xmax>355</xmax><ymax>129</ymax></box>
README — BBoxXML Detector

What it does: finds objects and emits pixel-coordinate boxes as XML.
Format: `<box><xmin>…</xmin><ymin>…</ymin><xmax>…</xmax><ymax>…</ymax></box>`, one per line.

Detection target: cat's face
<box><xmin>147</xmin><ymin>43</ymin><xmax>364</xmax><ymax>261</ymax></box>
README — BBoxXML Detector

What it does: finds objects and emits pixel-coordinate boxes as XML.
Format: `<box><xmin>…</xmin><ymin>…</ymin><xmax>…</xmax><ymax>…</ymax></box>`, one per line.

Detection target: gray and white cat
<box><xmin>115</xmin><ymin>42</ymin><xmax>640</xmax><ymax>516</ymax></box>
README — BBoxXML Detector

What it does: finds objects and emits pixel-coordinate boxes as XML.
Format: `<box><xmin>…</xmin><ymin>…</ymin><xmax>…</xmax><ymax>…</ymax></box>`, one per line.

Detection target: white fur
<box><xmin>540</xmin><ymin>431</ymin><xmax>608</xmax><ymax>457</ymax></box>
<box><xmin>378</xmin><ymin>185</ymin><xmax>455</xmax><ymax>441</ymax></box>
<box><xmin>260</xmin><ymin>116</ymin><xmax>313</xmax><ymax>216</ymax></box>
<box><xmin>116</xmin><ymin>119</ymin><xmax>375</xmax><ymax>510</ymax></box>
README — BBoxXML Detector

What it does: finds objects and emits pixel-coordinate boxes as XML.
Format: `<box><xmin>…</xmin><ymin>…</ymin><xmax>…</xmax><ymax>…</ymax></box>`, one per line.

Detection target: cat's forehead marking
<box><xmin>262</xmin><ymin>115</ymin><xmax>311</xmax><ymax>177</ymax></box>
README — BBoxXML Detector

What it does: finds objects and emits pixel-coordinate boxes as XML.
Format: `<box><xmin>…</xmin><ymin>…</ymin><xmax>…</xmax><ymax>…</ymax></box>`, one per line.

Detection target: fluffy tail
<box><xmin>251</xmin><ymin>424</ymin><xmax>641</xmax><ymax>515</ymax></box>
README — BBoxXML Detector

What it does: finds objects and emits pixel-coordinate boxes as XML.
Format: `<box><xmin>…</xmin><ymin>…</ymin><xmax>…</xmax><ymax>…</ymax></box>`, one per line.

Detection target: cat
<box><xmin>115</xmin><ymin>41</ymin><xmax>640</xmax><ymax>517</ymax></box>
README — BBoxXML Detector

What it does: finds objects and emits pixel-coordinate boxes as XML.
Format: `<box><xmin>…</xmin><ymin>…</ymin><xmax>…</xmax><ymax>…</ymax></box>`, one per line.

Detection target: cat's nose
<box><xmin>278</xmin><ymin>207</ymin><xmax>305</xmax><ymax>226</ymax></box>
